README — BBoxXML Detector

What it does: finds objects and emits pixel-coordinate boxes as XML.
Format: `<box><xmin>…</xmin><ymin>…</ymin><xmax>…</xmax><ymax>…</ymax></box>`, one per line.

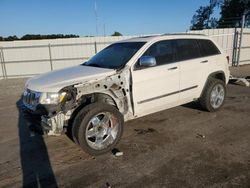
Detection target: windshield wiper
<box><xmin>82</xmin><ymin>63</ymin><xmax>101</xmax><ymax>68</ymax></box>
<box><xmin>87</xmin><ymin>64</ymin><xmax>101</xmax><ymax>68</ymax></box>
<box><xmin>82</xmin><ymin>62</ymin><xmax>117</xmax><ymax>70</ymax></box>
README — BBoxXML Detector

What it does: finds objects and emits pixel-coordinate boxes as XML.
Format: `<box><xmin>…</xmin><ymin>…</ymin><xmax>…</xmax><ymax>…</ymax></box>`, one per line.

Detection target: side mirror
<box><xmin>139</xmin><ymin>56</ymin><xmax>156</xmax><ymax>67</ymax></box>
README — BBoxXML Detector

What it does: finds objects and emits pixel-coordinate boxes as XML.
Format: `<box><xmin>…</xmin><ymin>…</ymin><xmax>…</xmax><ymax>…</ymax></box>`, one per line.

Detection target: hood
<box><xmin>26</xmin><ymin>65</ymin><xmax>116</xmax><ymax>92</ymax></box>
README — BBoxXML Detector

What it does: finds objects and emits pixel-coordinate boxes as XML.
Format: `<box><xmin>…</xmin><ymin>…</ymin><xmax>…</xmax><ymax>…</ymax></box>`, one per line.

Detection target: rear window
<box><xmin>175</xmin><ymin>39</ymin><xmax>201</xmax><ymax>61</ymax></box>
<box><xmin>198</xmin><ymin>39</ymin><xmax>221</xmax><ymax>57</ymax></box>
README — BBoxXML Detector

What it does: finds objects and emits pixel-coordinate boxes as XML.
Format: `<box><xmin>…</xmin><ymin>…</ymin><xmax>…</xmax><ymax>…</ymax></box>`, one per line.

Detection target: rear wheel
<box><xmin>72</xmin><ymin>103</ymin><xmax>123</xmax><ymax>156</ymax></box>
<box><xmin>199</xmin><ymin>78</ymin><xmax>226</xmax><ymax>112</ymax></box>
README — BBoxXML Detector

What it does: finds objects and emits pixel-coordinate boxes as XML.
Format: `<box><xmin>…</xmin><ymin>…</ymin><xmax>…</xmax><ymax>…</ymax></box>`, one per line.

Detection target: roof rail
<box><xmin>130</xmin><ymin>33</ymin><xmax>207</xmax><ymax>41</ymax></box>
<box><xmin>137</xmin><ymin>34</ymin><xmax>162</xmax><ymax>38</ymax></box>
<box><xmin>136</xmin><ymin>33</ymin><xmax>207</xmax><ymax>39</ymax></box>
<box><xmin>162</xmin><ymin>33</ymin><xmax>206</xmax><ymax>36</ymax></box>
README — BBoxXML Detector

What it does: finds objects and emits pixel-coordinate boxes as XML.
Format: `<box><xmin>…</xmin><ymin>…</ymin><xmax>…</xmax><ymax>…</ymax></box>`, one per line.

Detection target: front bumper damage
<box><xmin>41</xmin><ymin>112</ymin><xmax>66</xmax><ymax>135</ymax></box>
<box><xmin>21</xmin><ymin>102</ymin><xmax>67</xmax><ymax>136</ymax></box>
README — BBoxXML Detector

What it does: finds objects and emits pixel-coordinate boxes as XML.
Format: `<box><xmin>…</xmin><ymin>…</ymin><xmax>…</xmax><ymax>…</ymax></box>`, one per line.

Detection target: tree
<box><xmin>190</xmin><ymin>6</ymin><xmax>215</xmax><ymax>30</ymax></box>
<box><xmin>190</xmin><ymin>0</ymin><xmax>222</xmax><ymax>30</ymax></box>
<box><xmin>20</xmin><ymin>34</ymin><xmax>79</xmax><ymax>40</ymax></box>
<box><xmin>111</xmin><ymin>31</ymin><xmax>122</xmax><ymax>36</ymax></box>
<box><xmin>4</xmin><ymin>35</ymin><xmax>19</xmax><ymax>41</ymax></box>
<box><xmin>0</xmin><ymin>34</ymin><xmax>80</xmax><ymax>41</ymax></box>
<box><xmin>191</xmin><ymin>0</ymin><xmax>250</xmax><ymax>30</ymax></box>
<box><xmin>218</xmin><ymin>0</ymin><xmax>250</xmax><ymax>28</ymax></box>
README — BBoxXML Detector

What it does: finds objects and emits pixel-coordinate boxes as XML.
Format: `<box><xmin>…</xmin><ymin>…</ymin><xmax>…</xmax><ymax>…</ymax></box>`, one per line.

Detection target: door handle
<box><xmin>200</xmin><ymin>60</ymin><xmax>208</xmax><ymax>63</ymax></box>
<box><xmin>168</xmin><ymin>67</ymin><xmax>178</xmax><ymax>70</ymax></box>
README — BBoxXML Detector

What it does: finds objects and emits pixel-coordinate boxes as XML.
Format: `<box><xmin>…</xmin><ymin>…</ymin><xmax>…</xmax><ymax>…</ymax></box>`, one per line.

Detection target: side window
<box><xmin>176</xmin><ymin>39</ymin><xmax>202</xmax><ymax>61</ymax></box>
<box><xmin>142</xmin><ymin>40</ymin><xmax>175</xmax><ymax>66</ymax></box>
<box><xmin>198</xmin><ymin>39</ymin><xmax>221</xmax><ymax>57</ymax></box>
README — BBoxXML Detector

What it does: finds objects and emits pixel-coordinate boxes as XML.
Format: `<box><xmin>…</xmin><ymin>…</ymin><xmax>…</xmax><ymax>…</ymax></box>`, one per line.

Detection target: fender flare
<box><xmin>200</xmin><ymin>71</ymin><xmax>226</xmax><ymax>98</ymax></box>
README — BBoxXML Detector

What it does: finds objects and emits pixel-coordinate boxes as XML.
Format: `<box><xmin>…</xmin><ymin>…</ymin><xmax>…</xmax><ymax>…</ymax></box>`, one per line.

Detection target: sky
<box><xmin>0</xmin><ymin>0</ymin><xmax>211</xmax><ymax>37</ymax></box>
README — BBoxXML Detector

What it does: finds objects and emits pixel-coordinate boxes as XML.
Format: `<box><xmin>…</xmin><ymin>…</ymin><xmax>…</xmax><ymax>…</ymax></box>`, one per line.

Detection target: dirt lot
<box><xmin>0</xmin><ymin>66</ymin><xmax>250</xmax><ymax>188</ymax></box>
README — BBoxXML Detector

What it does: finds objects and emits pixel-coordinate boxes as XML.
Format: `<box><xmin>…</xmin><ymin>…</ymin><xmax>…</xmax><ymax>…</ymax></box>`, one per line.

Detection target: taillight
<box><xmin>226</xmin><ymin>56</ymin><xmax>229</xmax><ymax>64</ymax></box>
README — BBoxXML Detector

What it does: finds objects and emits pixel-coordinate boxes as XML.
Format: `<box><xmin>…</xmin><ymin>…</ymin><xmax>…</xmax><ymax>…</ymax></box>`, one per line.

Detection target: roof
<box><xmin>119</xmin><ymin>33</ymin><xmax>208</xmax><ymax>43</ymax></box>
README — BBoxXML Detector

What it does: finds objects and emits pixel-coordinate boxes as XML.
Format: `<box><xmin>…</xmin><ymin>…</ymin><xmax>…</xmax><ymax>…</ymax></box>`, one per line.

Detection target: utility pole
<box><xmin>208</xmin><ymin>0</ymin><xmax>217</xmax><ymax>28</ymax></box>
<box><xmin>208</xmin><ymin>0</ymin><xmax>213</xmax><ymax>27</ymax></box>
<box><xmin>236</xmin><ymin>14</ymin><xmax>245</xmax><ymax>66</ymax></box>
<box><xmin>103</xmin><ymin>24</ymin><xmax>106</xmax><ymax>37</ymax></box>
<box><xmin>94</xmin><ymin>0</ymin><xmax>99</xmax><ymax>36</ymax></box>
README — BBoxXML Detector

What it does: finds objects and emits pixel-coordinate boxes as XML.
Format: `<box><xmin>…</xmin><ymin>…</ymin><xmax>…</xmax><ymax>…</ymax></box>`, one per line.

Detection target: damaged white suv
<box><xmin>22</xmin><ymin>34</ymin><xmax>230</xmax><ymax>155</ymax></box>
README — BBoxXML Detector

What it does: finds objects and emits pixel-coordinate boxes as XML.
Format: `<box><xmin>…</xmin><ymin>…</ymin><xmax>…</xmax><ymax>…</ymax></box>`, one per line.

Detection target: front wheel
<box><xmin>199</xmin><ymin>78</ymin><xmax>226</xmax><ymax>112</ymax></box>
<box><xmin>72</xmin><ymin>103</ymin><xmax>124</xmax><ymax>156</ymax></box>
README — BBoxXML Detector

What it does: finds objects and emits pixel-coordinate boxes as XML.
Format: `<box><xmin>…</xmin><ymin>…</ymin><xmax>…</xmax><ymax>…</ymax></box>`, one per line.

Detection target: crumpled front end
<box><xmin>21</xmin><ymin>67</ymin><xmax>134</xmax><ymax>136</ymax></box>
<box><xmin>21</xmin><ymin>88</ymin><xmax>70</xmax><ymax>136</ymax></box>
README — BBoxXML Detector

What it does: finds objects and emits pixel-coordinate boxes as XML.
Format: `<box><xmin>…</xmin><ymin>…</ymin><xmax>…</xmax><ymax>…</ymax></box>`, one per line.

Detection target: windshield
<box><xmin>84</xmin><ymin>42</ymin><xmax>146</xmax><ymax>69</ymax></box>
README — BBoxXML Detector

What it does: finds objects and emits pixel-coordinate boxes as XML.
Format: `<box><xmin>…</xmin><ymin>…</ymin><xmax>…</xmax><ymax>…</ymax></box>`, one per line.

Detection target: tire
<box><xmin>72</xmin><ymin>102</ymin><xmax>124</xmax><ymax>156</ymax></box>
<box><xmin>199</xmin><ymin>78</ymin><xmax>226</xmax><ymax>112</ymax></box>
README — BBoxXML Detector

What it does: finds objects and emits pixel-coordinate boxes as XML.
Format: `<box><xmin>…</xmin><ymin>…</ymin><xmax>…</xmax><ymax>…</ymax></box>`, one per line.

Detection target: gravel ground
<box><xmin>0</xmin><ymin>66</ymin><xmax>250</xmax><ymax>188</ymax></box>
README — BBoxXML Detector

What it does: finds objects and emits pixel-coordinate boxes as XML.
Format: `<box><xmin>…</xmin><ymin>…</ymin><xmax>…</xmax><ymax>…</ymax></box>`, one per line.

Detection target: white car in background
<box><xmin>22</xmin><ymin>34</ymin><xmax>230</xmax><ymax>155</ymax></box>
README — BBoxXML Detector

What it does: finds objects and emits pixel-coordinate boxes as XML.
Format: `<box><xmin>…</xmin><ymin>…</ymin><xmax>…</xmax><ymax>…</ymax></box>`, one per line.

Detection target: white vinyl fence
<box><xmin>0</xmin><ymin>36</ymin><xmax>136</xmax><ymax>79</ymax></box>
<box><xmin>240</xmin><ymin>28</ymin><xmax>250</xmax><ymax>65</ymax></box>
<box><xmin>1</xmin><ymin>29</ymin><xmax>250</xmax><ymax>79</ymax></box>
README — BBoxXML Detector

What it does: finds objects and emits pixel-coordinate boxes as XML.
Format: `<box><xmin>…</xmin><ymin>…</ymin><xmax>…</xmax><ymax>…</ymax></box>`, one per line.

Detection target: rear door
<box><xmin>132</xmin><ymin>40</ymin><xmax>180</xmax><ymax>117</ymax></box>
<box><xmin>176</xmin><ymin>39</ymin><xmax>212</xmax><ymax>103</ymax></box>
<box><xmin>198</xmin><ymin>39</ymin><xmax>223</xmax><ymax>74</ymax></box>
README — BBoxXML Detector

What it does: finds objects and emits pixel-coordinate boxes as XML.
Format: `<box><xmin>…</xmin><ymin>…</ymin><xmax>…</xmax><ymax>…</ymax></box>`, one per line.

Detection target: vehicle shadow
<box><xmin>16</xmin><ymin>99</ymin><xmax>58</xmax><ymax>188</ymax></box>
<box><xmin>181</xmin><ymin>101</ymin><xmax>204</xmax><ymax>111</ymax></box>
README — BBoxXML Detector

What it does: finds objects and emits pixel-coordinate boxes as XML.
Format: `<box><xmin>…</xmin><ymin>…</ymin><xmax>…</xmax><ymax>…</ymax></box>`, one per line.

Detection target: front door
<box><xmin>131</xmin><ymin>40</ymin><xmax>180</xmax><ymax>117</ymax></box>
